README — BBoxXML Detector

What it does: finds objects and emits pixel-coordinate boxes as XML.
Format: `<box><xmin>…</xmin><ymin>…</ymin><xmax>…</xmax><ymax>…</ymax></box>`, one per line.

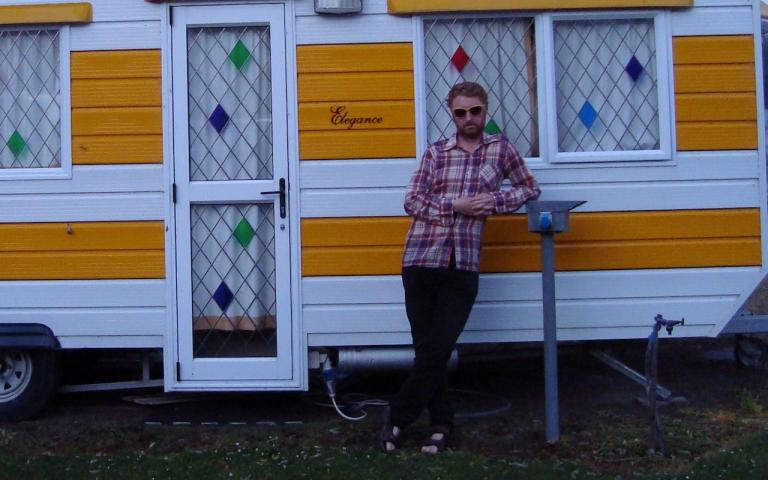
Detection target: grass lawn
<box><xmin>0</xmin><ymin>426</ymin><xmax>766</xmax><ymax>479</ymax></box>
<box><xmin>2</xmin><ymin>340</ymin><xmax>767</xmax><ymax>479</ymax></box>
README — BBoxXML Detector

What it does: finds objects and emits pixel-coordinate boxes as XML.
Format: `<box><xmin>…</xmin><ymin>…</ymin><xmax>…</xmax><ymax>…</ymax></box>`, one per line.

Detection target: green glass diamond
<box><xmin>228</xmin><ymin>40</ymin><xmax>251</xmax><ymax>70</ymax></box>
<box><xmin>484</xmin><ymin>119</ymin><xmax>502</xmax><ymax>135</ymax></box>
<box><xmin>6</xmin><ymin>130</ymin><xmax>26</xmax><ymax>157</ymax></box>
<box><xmin>233</xmin><ymin>218</ymin><xmax>256</xmax><ymax>248</ymax></box>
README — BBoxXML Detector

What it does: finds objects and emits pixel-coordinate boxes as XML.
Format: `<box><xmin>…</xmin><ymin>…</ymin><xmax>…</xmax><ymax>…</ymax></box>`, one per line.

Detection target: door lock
<box><xmin>260</xmin><ymin>177</ymin><xmax>286</xmax><ymax>219</ymax></box>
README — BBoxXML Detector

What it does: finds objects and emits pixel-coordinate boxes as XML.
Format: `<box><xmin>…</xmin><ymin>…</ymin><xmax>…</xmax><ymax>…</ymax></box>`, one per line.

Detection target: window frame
<box><xmin>414</xmin><ymin>10</ymin><xmax>675</xmax><ymax>166</ymax></box>
<box><xmin>543</xmin><ymin>10</ymin><xmax>673</xmax><ymax>163</ymax></box>
<box><xmin>413</xmin><ymin>12</ymin><xmax>546</xmax><ymax>165</ymax></box>
<box><xmin>0</xmin><ymin>24</ymin><xmax>72</xmax><ymax>181</ymax></box>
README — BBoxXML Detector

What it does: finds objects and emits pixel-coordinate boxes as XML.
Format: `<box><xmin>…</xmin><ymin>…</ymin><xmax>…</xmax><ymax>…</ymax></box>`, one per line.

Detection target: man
<box><xmin>380</xmin><ymin>82</ymin><xmax>540</xmax><ymax>454</ymax></box>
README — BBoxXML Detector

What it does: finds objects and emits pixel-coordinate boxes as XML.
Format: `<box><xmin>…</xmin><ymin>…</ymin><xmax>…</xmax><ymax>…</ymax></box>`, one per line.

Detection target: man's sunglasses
<box><xmin>452</xmin><ymin>105</ymin><xmax>485</xmax><ymax>118</ymax></box>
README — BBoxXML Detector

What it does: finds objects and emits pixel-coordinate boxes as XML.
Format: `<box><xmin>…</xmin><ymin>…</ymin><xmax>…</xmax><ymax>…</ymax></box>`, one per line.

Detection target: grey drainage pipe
<box><xmin>335</xmin><ymin>347</ymin><xmax>459</xmax><ymax>373</ymax></box>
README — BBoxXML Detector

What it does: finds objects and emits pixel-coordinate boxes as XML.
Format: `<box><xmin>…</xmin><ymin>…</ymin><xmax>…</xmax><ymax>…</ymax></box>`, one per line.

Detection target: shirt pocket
<box><xmin>478</xmin><ymin>163</ymin><xmax>500</xmax><ymax>192</ymax></box>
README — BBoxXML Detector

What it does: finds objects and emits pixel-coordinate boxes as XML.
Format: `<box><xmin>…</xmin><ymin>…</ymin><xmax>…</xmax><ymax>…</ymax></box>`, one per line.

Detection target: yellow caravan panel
<box><xmin>301</xmin><ymin>209</ymin><xmax>761</xmax><ymax>276</ymax></box>
<box><xmin>387</xmin><ymin>0</ymin><xmax>693</xmax><ymax>13</ymax></box>
<box><xmin>71</xmin><ymin>50</ymin><xmax>163</xmax><ymax>164</ymax></box>
<box><xmin>0</xmin><ymin>222</ymin><xmax>165</xmax><ymax>280</ymax></box>
<box><xmin>297</xmin><ymin>43</ymin><xmax>415</xmax><ymax>159</ymax></box>
<box><xmin>0</xmin><ymin>2</ymin><xmax>91</xmax><ymax>25</ymax></box>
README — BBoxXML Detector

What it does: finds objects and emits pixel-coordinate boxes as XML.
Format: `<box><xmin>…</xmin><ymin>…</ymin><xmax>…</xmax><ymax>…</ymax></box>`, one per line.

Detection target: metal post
<box><xmin>541</xmin><ymin>231</ymin><xmax>559</xmax><ymax>444</ymax></box>
<box><xmin>525</xmin><ymin>200</ymin><xmax>585</xmax><ymax>445</ymax></box>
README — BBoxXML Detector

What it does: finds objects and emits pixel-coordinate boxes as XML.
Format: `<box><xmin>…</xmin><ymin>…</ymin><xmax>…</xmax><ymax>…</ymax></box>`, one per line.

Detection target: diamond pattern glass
<box><xmin>208</xmin><ymin>104</ymin><xmax>230</xmax><ymax>133</ymax></box>
<box><xmin>578</xmin><ymin>101</ymin><xmax>598</xmax><ymax>129</ymax></box>
<box><xmin>450</xmin><ymin>45</ymin><xmax>470</xmax><ymax>72</ymax></box>
<box><xmin>484</xmin><ymin>119</ymin><xmax>501</xmax><ymax>135</ymax></box>
<box><xmin>6</xmin><ymin>130</ymin><xmax>26</xmax><ymax>156</ymax></box>
<box><xmin>233</xmin><ymin>217</ymin><xmax>256</xmax><ymax>248</ymax></box>
<box><xmin>191</xmin><ymin>204</ymin><xmax>277</xmax><ymax>358</ymax></box>
<box><xmin>0</xmin><ymin>29</ymin><xmax>60</xmax><ymax>169</ymax></box>
<box><xmin>625</xmin><ymin>55</ymin><xmax>644</xmax><ymax>82</ymax></box>
<box><xmin>228</xmin><ymin>40</ymin><xmax>251</xmax><ymax>70</ymax></box>
<box><xmin>187</xmin><ymin>26</ymin><xmax>273</xmax><ymax>181</ymax></box>
<box><xmin>424</xmin><ymin>17</ymin><xmax>537</xmax><ymax>156</ymax></box>
<box><xmin>554</xmin><ymin>18</ymin><xmax>659</xmax><ymax>152</ymax></box>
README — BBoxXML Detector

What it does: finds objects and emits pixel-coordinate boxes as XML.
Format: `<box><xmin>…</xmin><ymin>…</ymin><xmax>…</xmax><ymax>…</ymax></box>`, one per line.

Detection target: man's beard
<box><xmin>460</xmin><ymin>122</ymin><xmax>482</xmax><ymax>139</ymax></box>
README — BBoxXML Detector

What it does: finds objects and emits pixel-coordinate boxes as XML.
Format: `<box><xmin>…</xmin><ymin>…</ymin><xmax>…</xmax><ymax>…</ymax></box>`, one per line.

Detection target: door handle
<box><xmin>260</xmin><ymin>177</ymin><xmax>286</xmax><ymax>219</ymax></box>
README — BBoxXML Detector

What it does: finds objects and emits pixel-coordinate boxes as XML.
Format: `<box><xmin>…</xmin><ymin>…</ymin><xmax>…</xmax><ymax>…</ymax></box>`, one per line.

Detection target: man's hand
<box><xmin>452</xmin><ymin>194</ymin><xmax>494</xmax><ymax>216</ymax></box>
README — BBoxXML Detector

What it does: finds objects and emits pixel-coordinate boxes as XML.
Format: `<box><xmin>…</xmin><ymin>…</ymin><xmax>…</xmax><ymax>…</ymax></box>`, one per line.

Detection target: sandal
<box><xmin>378</xmin><ymin>407</ymin><xmax>402</xmax><ymax>453</ymax></box>
<box><xmin>421</xmin><ymin>425</ymin><xmax>451</xmax><ymax>454</ymax></box>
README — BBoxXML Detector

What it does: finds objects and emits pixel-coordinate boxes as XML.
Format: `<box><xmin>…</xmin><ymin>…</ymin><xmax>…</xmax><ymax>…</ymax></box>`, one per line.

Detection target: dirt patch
<box><xmin>3</xmin><ymin>338</ymin><xmax>768</xmax><ymax>477</ymax></box>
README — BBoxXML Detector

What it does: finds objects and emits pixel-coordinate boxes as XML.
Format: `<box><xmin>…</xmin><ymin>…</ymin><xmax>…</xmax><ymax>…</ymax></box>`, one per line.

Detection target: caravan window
<box><xmin>421</xmin><ymin>16</ymin><xmax>539</xmax><ymax>158</ymax></box>
<box><xmin>0</xmin><ymin>26</ymin><xmax>71</xmax><ymax>179</ymax></box>
<box><xmin>546</xmin><ymin>12</ymin><xmax>672</xmax><ymax>163</ymax></box>
<box><xmin>418</xmin><ymin>12</ymin><xmax>672</xmax><ymax>164</ymax></box>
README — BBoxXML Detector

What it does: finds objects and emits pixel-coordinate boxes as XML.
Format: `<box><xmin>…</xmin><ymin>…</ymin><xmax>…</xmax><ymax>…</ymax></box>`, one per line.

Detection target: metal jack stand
<box><xmin>526</xmin><ymin>200</ymin><xmax>585</xmax><ymax>444</ymax></box>
<box><xmin>646</xmin><ymin>314</ymin><xmax>684</xmax><ymax>455</ymax></box>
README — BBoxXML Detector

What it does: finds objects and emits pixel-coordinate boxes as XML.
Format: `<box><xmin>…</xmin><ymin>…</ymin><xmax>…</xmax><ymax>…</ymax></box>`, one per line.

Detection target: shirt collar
<box><xmin>441</xmin><ymin>132</ymin><xmax>501</xmax><ymax>152</ymax></box>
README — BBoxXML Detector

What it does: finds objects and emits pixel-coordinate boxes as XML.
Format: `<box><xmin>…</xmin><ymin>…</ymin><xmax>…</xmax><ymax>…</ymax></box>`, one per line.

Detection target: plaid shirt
<box><xmin>402</xmin><ymin>133</ymin><xmax>540</xmax><ymax>272</ymax></box>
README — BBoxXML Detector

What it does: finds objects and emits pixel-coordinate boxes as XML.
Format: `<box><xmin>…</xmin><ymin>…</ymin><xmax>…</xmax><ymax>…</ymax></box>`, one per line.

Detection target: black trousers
<box><xmin>389</xmin><ymin>264</ymin><xmax>479</xmax><ymax>428</ymax></box>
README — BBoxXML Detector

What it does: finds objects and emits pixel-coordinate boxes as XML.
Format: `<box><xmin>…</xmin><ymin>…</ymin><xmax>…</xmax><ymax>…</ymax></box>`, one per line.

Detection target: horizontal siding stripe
<box><xmin>671</xmin><ymin>6</ymin><xmax>753</xmax><ymax>36</ymax></box>
<box><xmin>298</xmin><ymin>101</ymin><xmax>415</xmax><ymax>131</ymax></box>
<box><xmin>673</xmin><ymin>64</ymin><xmax>755</xmax><ymax>93</ymax></box>
<box><xmin>0</xmin><ymin>164</ymin><xmax>162</xmax><ymax>195</ymax></box>
<box><xmin>299</xmin><ymin>151</ymin><xmax>759</xmax><ymax>189</ymax></box>
<box><xmin>303</xmin><ymin>209</ymin><xmax>760</xmax><ymax>246</ymax></box>
<box><xmin>302</xmin><ymin>268</ymin><xmax>758</xmax><ymax>304</ymax></box>
<box><xmin>300</xmin><ymin>209</ymin><xmax>761</xmax><ymax>276</ymax></box>
<box><xmin>675</xmin><ymin>93</ymin><xmax>756</xmax><ymax>121</ymax></box>
<box><xmin>71</xmin><ymin>50</ymin><xmax>160</xmax><ymax>79</ymax></box>
<box><xmin>0</xmin><ymin>222</ymin><xmax>163</xmax><ymax>252</ymax></box>
<box><xmin>70</xmin><ymin>21</ymin><xmax>161</xmax><ymax>51</ymax></box>
<box><xmin>72</xmin><ymin>134</ymin><xmax>163</xmax><ymax>165</ymax></box>
<box><xmin>0</xmin><ymin>2</ymin><xmax>91</xmax><ymax>25</ymax></box>
<box><xmin>386</xmin><ymin>0</ymin><xmax>693</xmax><ymax>13</ymax></box>
<box><xmin>0</xmin><ymin>221</ymin><xmax>164</xmax><ymax>280</ymax></box>
<box><xmin>301</xmin><ymin>180</ymin><xmax>760</xmax><ymax>217</ymax></box>
<box><xmin>297</xmin><ymin>72</ymin><xmax>415</xmax><ymax>102</ymax></box>
<box><xmin>305</xmin><ymin>298</ymin><xmax>731</xmax><ymax>332</ymax></box>
<box><xmin>71</xmin><ymin>78</ymin><xmax>162</xmax><ymax>108</ymax></box>
<box><xmin>307</xmin><ymin>325</ymin><xmax>715</xmax><ymax>346</ymax></box>
<box><xmin>299</xmin><ymin>129</ymin><xmax>415</xmax><ymax>160</ymax></box>
<box><xmin>71</xmin><ymin>107</ymin><xmax>162</xmax><ymax>136</ymax></box>
<box><xmin>296</xmin><ymin>14</ymin><xmax>413</xmax><ymax>45</ymax></box>
<box><xmin>0</xmin><ymin>279</ymin><xmax>166</xmax><ymax>308</ymax></box>
<box><xmin>296</xmin><ymin>43</ymin><xmax>413</xmax><ymax>72</ymax></box>
<box><xmin>0</xmin><ymin>251</ymin><xmax>164</xmax><ymax>280</ymax></box>
<box><xmin>672</xmin><ymin>35</ymin><xmax>754</xmax><ymax>64</ymax></box>
<box><xmin>303</xmin><ymin>267</ymin><xmax>763</xmax><ymax>342</ymax></box>
<box><xmin>677</xmin><ymin>121</ymin><xmax>757</xmax><ymax>150</ymax></box>
<box><xmin>0</xmin><ymin>193</ymin><xmax>163</xmax><ymax>223</ymax></box>
<box><xmin>303</xmin><ymin>239</ymin><xmax>759</xmax><ymax>275</ymax></box>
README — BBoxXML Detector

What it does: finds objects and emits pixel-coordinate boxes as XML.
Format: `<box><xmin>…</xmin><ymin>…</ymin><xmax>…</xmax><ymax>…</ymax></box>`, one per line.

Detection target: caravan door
<box><xmin>171</xmin><ymin>4</ymin><xmax>295</xmax><ymax>383</ymax></box>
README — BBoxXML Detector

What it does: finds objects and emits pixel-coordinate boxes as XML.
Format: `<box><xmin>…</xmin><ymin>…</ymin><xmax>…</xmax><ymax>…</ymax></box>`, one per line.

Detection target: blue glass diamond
<box><xmin>209</xmin><ymin>104</ymin><xmax>230</xmax><ymax>133</ymax></box>
<box><xmin>578</xmin><ymin>101</ymin><xmax>598</xmax><ymax>129</ymax></box>
<box><xmin>625</xmin><ymin>55</ymin><xmax>644</xmax><ymax>82</ymax></box>
<box><xmin>212</xmin><ymin>281</ymin><xmax>234</xmax><ymax>312</ymax></box>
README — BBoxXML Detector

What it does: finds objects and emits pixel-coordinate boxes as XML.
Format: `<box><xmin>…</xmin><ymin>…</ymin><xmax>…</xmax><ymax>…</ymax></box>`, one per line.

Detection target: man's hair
<box><xmin>446</xmin><ymin>82</ymin><xmax>488</xmax><ymax>108</ymax></box>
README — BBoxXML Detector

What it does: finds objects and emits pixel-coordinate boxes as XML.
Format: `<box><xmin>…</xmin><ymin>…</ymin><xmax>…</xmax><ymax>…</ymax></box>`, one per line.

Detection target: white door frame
<box><xmin>162</xmin><ymin>1</ymin><xmax>304</xmax><ymax>391</ymax></box>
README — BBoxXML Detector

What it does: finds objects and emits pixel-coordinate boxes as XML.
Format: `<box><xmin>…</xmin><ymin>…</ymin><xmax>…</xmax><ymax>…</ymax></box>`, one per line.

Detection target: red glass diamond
<box><xmin>450</xmin><ymin>45</ymin><xmax>470</xmax><ymax>72</ymax></box>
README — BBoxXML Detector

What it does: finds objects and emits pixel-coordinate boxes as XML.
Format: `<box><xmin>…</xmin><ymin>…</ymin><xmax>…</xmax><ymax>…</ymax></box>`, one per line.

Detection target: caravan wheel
<box><xmin>0</xmin><ymin>349</ymin><xmax>58</xmax><ymax>422</ymax></box>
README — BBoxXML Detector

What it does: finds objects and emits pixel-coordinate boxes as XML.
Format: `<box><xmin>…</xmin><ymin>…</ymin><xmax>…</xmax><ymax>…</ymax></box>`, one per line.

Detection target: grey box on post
<box><xmin>525</xmin><ymin>200</ymin><xmax>585</xmax><ymax>233</ymax></box>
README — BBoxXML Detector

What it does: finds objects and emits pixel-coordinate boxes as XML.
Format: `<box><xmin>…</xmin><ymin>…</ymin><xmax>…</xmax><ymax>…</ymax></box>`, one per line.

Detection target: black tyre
<box><xmin>734</xmin><ymin>335</ymin><xmax>768</xmax><ymax>368</ymax></box>
<box><xmin>0</xmin><ymin>349</ymin><xmax>59</xmax><ymax>422</ymax></box>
